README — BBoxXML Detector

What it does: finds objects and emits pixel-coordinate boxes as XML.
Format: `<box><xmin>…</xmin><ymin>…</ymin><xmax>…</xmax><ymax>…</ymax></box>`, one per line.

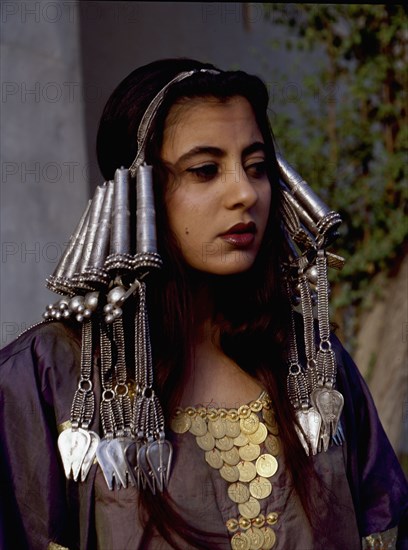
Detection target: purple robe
<box><xmin>0</xmin><ymin>322</ymin><xmax>407</xmax><ymax>549</ymax></box>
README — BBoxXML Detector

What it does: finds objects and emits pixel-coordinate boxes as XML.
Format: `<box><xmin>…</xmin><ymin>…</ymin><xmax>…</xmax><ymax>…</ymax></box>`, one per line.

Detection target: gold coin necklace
<box><xmin>170</xmin><ymin>392</ymin><xmax>280</xmax><ymax>549</ymax></box>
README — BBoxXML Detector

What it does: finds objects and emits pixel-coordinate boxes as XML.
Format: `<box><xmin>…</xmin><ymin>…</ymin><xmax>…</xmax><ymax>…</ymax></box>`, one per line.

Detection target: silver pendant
<box><xmin>312</xmin><ymin>387</ymin><xmax>344</xmax><ymax>444</ymax></box>
<box><xmin>81</xmin><ymin>430</ymin><xmax>100</xmax><ymax>481</ymax></box>
<box><xmin>318</xmin><ymin>424</ymin><xmax>331</xmax><ymax>453</ymax></box>
<box><xmin>146</xmin><ymin>439</ymin><xmax>173</xmax><ymax>492</ymax></box>
<box><xmin>124</xmin><ymin>439</ymin><xmax>138</xmax><ymax>488</ymax></box>
<box><xmin>96</xmin><ymin>437</ymin><xmax>116</xmax><ymax>490</ymax></box>
<box><xmin>133</xmin><ymin>440</ymin><xmax>147</xmax><ymax>490</ymax></box>
<box><xmin>58</xmin><ymin>427</ymin><xmax>91</xmax><ymax>481</ymax></box>
<box><xmin>106</xmin><ymin>437</ymin><xmax>135</xmax><ymax>489</ymax></box>
<box><xmin>138</xmin><ymin>443</ymin><xmax>156</xmax><ymax>494</ymax></box>
<box><xmin>295</xmin><ymin>408</ymin><xmax>322</xmax><ymax>456</ymax></box>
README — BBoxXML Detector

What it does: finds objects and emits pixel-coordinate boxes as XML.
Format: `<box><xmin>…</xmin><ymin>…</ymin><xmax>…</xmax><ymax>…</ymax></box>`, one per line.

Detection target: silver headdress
<box><xmin>47</xmin><ymin>69</ymin><xmax>221</xmax><ymax>493</ymax></box>
<box><xmin>45</xmin><ymin>68</ymin><xmax>345</xmax><ymax>492</ymax></box>
<box><xmin>278</xmin><ymin>153</ymin><xmax>345</xmax><ymax>454</ymax></box>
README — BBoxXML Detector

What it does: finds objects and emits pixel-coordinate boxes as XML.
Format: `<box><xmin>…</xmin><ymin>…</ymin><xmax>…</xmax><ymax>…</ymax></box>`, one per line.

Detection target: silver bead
<box><xmin>58</xmin><ymin>299</ymin><xmax>69</xmax><ymax>310</ymax></box>
<box><xmin>104</xmin><ymin>303</ymin><xmax>113</xmax><ymax>314</ymax></box>
<box><xmin>112</xmin><ymin>307</ymin><xmax>122</xmax><ymax>319</ymax></box>
<box><xmin>306</xmin><ymin>266</ymin><xmax>318</xmax><ymax>285</ymax></box>
<box><xmin>47</xmin><ymin>303</ymin><xmax>54</xmax><ymax>311</ymax></box>
<box><xmin>84</xmin><ymin>291</ymin><xmax>99</xmax><ymax>311</ymax></box>
<box><xmin>76</xmin><ymin>313</ymin><xmax>84</xmax><ymax>323</ymax></box>
<box><xmin>77</xmin><ymin>304</ymin><xmax>85</xmax><ymax>314</ymax></box>
<box><xmin>51</xmin><ymin>308</ymin><xmax>57</xmax><ymax>317</ymax></box>
<box><xmin>83</xmin><ymin>309</ymin><xmax>92</xmax><ymax>319</ymax></box>
<box><xmin>62</xmin><ymin>309</ymin><xmax>70</xmax><ymax>318</ymax></box>
<box><xmin>43</xmin><ymin>311</ymin><xmax>50</xmax><ymax>319</ymax></box>
<box><xmin>69</xmin><ymin>295</ymin><xmax>85</xmax><ymax>313</ymax></box>
<box><xmin>105</xmin><ymin>313</ymin><xmax>114</xmax><ymax>324</ymax></box>
<box><xmin>54</xmin><ymin>311</ymin><xmax>62</xmax><ymax>320</ymax></box>
<box><xmin>107</xmin><ymin>286</ymin><xmax>126</xmax><ymax>306</ymax></box>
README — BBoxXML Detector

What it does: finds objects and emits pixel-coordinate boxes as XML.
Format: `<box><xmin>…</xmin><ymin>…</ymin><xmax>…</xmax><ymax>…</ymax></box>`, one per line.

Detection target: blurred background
<box><xmin>1</xmin><ymin>2</ymin><xmax>407</xmax><ymax>469</ymax></box>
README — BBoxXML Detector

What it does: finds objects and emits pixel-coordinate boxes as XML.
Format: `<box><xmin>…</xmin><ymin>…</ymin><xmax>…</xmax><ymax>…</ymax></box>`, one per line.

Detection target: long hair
<box><xmin>96</xmin><ymin>58</ymin><xmax>326</xmax><ymax>548</ymax></box>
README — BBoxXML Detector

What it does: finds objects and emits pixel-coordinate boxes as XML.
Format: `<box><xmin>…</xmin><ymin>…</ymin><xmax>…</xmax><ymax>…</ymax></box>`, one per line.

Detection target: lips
<box><xmin>221</xmin><ymin>222</ymin><xmax>256</xmax><ymax>236</ymax></box>
<box><xmin>219</xmin><ymin>221</ymin><xmax>257</xmax><ymax>247</ymax></box>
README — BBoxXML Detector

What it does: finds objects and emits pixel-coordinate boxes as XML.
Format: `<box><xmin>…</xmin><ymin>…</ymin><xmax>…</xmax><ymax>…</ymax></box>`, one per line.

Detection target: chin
<box><xmin>181</xmin><ymin>245</ymin><xmax>260</xmax><ymax>276</ymax></box>
<box><xmin>196</xmin><ymin>256</ymin><xmax>257</xmax><ymax>276</ymax></box>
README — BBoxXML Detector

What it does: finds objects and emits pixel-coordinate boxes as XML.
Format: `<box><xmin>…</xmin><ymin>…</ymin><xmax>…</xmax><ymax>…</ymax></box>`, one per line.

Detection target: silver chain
<box><xmin>70</xmin><ymin>319</ymin><xmax>95</xmax><ymax>429</ymax></box>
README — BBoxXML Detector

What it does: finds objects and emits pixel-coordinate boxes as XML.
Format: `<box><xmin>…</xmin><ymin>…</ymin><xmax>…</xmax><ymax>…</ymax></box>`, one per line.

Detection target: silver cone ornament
<box><xmin>277</xmin><ymin>154</ymin><xmax>345</xmax><ymax>454</ymax></box>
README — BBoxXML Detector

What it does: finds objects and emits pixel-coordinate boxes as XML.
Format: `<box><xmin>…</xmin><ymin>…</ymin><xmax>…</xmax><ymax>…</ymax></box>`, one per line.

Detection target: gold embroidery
<box><xmin>48</xmin><ymin>543</ymin><xmax>69</xmax><ymax>550</ymax></box>
<box><xmin>362</xmin><ymin>526</ymin><xmax>398</xmax><ymax>549</ymax></box>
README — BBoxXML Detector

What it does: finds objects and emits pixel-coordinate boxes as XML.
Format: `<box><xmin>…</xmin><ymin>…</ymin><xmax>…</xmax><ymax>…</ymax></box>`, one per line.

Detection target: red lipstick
<box><xmin>220</xmin><ymin>222</ymin><xmax>256</xmax><ymax>247</ymax></box>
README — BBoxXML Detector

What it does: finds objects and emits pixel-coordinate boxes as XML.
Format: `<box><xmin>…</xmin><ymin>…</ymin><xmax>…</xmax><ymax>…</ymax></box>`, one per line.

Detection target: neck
<box><xmin>179</xmin><ymin>270</ymin><xmax>262</xmax><ymax>408</ymax></box>
<box><xmin>188</xmin><ymin>270</ymin><xmax>219</xmax><ymax>344</ymax></box>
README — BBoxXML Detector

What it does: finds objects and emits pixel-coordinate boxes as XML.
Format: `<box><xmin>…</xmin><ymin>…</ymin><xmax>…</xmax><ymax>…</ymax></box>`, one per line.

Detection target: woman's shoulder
<box><xmin>0</xmin><ymin>319</ymin><xmax>81</xmax><ymax>363</ymax></box>
<box><xmin>0</xmin><ymin>320</ymin><xmax>82</xmax><ymax>401</ymax></box>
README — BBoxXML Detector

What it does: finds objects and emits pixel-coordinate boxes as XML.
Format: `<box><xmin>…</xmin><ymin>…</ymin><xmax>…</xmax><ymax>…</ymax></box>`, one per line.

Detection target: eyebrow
<box><xmin>175</xmin><ymin>141</ymin><xmax>266</xmax><ymax>166</ymax></box>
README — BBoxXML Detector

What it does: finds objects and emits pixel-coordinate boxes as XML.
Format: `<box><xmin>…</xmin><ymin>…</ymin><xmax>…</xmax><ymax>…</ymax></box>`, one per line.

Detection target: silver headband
<box><xmin>129</xmin><ymin>68</ymin><xmax>221</xmax><ymax>174</ymax></box>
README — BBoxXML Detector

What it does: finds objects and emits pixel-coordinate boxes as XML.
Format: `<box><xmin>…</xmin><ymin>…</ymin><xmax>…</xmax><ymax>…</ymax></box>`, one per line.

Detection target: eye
<box><xmin>245</xmin><ymin>160</ymin><xmax>267</xmax><ymax>179</ymax></box>
<box><xmin>186</xmin><ymin>163</ymin><xmax>218</xmax><ymax>182</ymax></box>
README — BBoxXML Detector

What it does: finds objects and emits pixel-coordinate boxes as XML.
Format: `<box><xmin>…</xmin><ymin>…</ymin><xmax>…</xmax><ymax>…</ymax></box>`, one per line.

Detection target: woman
<box><xmin>0</xmin><ymin>58</ymin><xmax>407</xmax><ymax>550</ymax></box>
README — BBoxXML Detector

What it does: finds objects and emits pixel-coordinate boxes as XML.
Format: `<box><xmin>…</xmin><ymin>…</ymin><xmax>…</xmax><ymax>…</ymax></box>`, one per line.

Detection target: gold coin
<box><xmin>234</xmin><ymin>433</ymin><xmax>249</xmax><ymax>447</ymax></box>
<box><xmin>240</xmin><ymin>413</ymin><xmax>260</xmax><ymax>435</ymax></box>
<box><xmin>225</xmin><ymin>419</ymin><xmax>241</xmax><ymax>438</ymax></box>
<box><xmin>231</xmin><ymin>532</ymin><xmax>251</xmax><ymax>550</ymax></box>
<box><xmin>249</xmin><ymin>476</ymin><xmax>272</xmax><ymax>499</ymax></box>
<box><xmin>237</xmin><ymin>460</ymin><xmax>257</xmax><ymax>482</ymax></box>
<box><xmin>208</xmin><ymin>417</ymin><xmax>227</xmax><ymax>438</ymax></box>
<box><xmin>239</xmin><ymin>443</ymin><xmax>261</xmax><ymax>462</ymax></box>
<box><xmin>238</xmin><ymin>496</ymin><xmax>261</xmax><ymax>519</ymax></box>
<box><xmin>266</xmin><ymin>512</ymin><xmax>278</xmax><ymax>525</ymax></box>
<box><xmin>246</xmin><ymin>526</ymin><xmax>265</xmax><ymax>550</ymax></box>
<box><xmin>196</xmin><ymin>432</ymin><xmax>215</xmax><ymax>451</ymax></box>
<box><xmin>263</xmin><ymin>411</ymin><xmax>279</xmax><ymax>435</ymax></box>
<box><xmin>262</xmin><ymin>408</ymin><xmax>275</xmax><ymax>425</ymax></box>
<box><xmin>263</xmin><ymin>413</ymin><xmax>278</xmax><ymax>435</ymax></box>
<box><xmin>255</xmin><ymin>454</ymin><xmax>278</xmax><ymax>478</ymax></box>
<box><xmin>220</xmin><ymin>464</ymin><xmax>240</xmax><ymax>482</ymax></box>
<box><xmin>170</xmin><ymin>412</ymin><xmax>191</xmax><ymax>434</ymax></box>
<box><xmin>264</xmin><ymin>434</ymin><xmax>280</xmax><ymax>456</ymax></box>
<box><xmin>205</xmin><ymin>448</ymin><xmax>223</xmax><ymax>469</ymax></box>
<box><xmin>221</xmin><ymin>447</ymin><xmax>241</xmax><ymax>466</ymax></box>
<box><xmin>228</xmin><ymin>482</ymin><xmax>250</xmax><ymax>504</ymax></box>
<box><xmin>189</xmin><ymin>415</ymin><xmax>207</xmax><ymax>436</ymax></box>
<box><xmin>260</xmin><ymin>527</ymin><xmax>276</xmax><ymax>549</ymax></box>
<box><xmin>247</xmin><ymin>423</ymin><xmax>268</xmax><ymax>445</ymax></box>
<box><xmin>267</xmin><ymin>424</ymin><xmax>279</xmax><ymax>436</ymax></box>
<box><xmin>215</xmin><ymin>435</ymin><xmax>234</xmax><ymax>451</ymax></box>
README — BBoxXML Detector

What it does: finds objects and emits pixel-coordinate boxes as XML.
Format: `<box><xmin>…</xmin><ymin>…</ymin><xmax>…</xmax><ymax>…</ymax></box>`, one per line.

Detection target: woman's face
<box><xmin>161</xmin><ymin>96</ymin><xmax>271</xmax><ymax>276</ymax></box>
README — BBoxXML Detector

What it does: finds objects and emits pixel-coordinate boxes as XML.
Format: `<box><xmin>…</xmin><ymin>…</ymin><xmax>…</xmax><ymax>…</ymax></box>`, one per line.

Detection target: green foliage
<box><xmin>264</xmin><ymin>4</ymin><xmax>407</xmax><ymax>314</ymax></box>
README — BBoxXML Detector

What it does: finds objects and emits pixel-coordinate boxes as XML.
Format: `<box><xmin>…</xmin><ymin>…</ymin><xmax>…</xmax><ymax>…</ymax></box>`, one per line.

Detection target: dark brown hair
<box><xmin>97</xmin><ymin>58</ymin><xmax>325</xmax><ymax>548</ymax></box>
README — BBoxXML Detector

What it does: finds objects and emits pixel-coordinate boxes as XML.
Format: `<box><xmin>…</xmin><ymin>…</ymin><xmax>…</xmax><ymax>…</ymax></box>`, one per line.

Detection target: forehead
<box><xmin>161</xmin><ymin>96</ymin><xmax>262</xmax><ymax>156</ymax></box>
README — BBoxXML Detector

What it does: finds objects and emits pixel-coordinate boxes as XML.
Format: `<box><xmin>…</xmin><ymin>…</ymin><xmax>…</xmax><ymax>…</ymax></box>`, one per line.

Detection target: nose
<box><xmin>223</xmin><ymin>162</ymin><xmax>258</xmax><ymax>210</ymax></box>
